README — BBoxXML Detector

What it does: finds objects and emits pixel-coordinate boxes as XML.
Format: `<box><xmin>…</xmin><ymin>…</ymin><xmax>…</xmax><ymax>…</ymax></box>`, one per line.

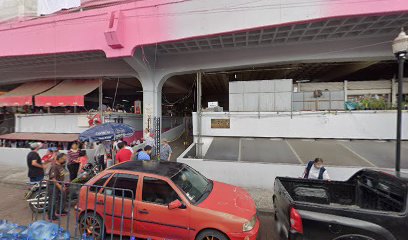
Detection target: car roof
<box><xmin>109</xmin><ymin>161</ymin><xmax>186</xmax><ymax>178</ymax></box>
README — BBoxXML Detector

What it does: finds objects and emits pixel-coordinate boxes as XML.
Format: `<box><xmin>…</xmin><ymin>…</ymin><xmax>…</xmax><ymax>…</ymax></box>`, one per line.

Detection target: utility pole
<box><xmin>99</xmin><ymin>79</ymin><xmax>103</xmax><ymax>123</ymax></box>
<box><xmin>196</xmin><ymin>71</ymin><xmax>203</xmax><ymax>158</ymax></box>
<box><xmin>392</xmin><ymin>29</ymin><xmax>408</xmax><ymax>173</ymax></box>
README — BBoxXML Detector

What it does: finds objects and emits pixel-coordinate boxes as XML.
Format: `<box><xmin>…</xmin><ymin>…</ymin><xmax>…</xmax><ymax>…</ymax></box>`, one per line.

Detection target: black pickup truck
<box><xmin>273</xmin><ymin>169</ymin><xmax>408</xmax><ymax>240</ymax></box>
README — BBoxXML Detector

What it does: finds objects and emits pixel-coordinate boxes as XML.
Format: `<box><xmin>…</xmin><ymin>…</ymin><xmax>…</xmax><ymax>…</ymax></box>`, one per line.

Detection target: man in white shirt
<box><xmin>302</xmin><ymin>158</ymin><xmax>330</xmax><ymax>180</ymax></box>
<box><xmin>123</xmin><ymin>141</ymin><xmax>134</xmax><ymax>154</ymax></box>
<box><xmin>94</xmin><ymin>142</ymin><xmax>107</xmax><ymax>170</ymax></box>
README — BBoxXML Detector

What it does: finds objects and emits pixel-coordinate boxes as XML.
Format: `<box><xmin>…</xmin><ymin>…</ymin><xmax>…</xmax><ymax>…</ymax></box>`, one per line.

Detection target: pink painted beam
<box><xmin>0</xmin><ymin>0</ymin><xmax>406</xmax><ymax>58</ymax></box>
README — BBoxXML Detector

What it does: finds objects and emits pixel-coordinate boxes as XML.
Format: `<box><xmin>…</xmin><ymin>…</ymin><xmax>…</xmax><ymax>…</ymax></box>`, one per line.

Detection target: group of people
<box><xmin>26</xmin><ymin>142</ymin><xmax>88</xmax><ymax>183</ymax></box>
<box><xmin>113</xmin><ymin>138</ymin><xmax>172</xmax><ymax>163</ymax></box>
<box><xmin>26</xmin><ymin>134</ymin><xmax>173</xmax><ymax>221</ymax></box>
<box><xmin>26</xmin><ymin>142</ymin><xmax>89</xmax><ymax>220</ymax></box>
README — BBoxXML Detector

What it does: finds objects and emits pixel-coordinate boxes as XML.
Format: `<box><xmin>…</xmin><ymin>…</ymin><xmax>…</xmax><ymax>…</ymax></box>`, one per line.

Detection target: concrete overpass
<box><xmin>0</xmin><ymin>0</ymin><xmax>407</xmax><ymax>130</ymax></box>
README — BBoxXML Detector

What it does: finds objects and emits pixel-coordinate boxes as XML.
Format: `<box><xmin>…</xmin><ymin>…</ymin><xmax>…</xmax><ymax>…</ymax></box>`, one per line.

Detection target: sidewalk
<box><xmin>0</xmin><ymin>164</ymin><xmax>27</xmax><ymax>186</ymax></box>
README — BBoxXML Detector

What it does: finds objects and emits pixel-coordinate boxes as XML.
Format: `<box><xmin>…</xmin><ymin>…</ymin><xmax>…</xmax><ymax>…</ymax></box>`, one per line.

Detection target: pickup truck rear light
<box><xmin>290</xmin><ymin>208</ymin><xmax>303</xmax><ymax>234</ymax></box>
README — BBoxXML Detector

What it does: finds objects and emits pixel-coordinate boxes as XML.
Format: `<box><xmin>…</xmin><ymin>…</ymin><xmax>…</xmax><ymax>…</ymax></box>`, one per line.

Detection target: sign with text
<box><xmin>208</xmin><ymin>101</ymin><xmax>219</xmax><ymax>108</ymax></box>
<box><xmin>211</xmin><ymin>119</ymin><xmax>230</xmax><ymax>129</ymax></box>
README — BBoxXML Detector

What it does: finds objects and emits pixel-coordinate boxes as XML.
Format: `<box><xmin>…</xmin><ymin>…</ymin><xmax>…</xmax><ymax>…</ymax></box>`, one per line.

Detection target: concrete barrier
<box><xmin>178</xmin><ymin>157</ymin><xmax>365</xmax><ymax>189</ymax></box>
<box><xmin>193</xmin><ymin>111</ymin><xmax>408</xmax><ymax>140</ymax></box>
<box><xmin>162</xmin><ymin>123</ymin><xmax>185</xmax><ymax>142</ymax></box>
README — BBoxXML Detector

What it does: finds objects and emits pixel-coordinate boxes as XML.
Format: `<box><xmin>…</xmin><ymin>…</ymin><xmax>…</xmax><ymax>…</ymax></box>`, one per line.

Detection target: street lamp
<box><xmin>392</xmin><ymin>28</ymin><xmax>408</xmax><ymax>173</ymax></box>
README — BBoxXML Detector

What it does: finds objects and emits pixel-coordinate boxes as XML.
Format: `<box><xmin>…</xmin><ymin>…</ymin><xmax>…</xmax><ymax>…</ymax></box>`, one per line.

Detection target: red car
<box><xmin>77</xmin><ymin>161</ymin><xmax>259</xmax><ymax>240</ymax></box>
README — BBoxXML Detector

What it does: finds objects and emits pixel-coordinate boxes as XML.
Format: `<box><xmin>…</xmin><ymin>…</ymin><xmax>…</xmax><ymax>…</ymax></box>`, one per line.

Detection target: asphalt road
<box><xmin>0</xmin><ymin>183</ymin><xmax>278</xmax><ymax>240</ymax></box>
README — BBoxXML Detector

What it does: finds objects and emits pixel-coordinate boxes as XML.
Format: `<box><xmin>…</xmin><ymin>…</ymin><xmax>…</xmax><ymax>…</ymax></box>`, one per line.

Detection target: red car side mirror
<box><xmin>168</xmin><ymin>199</ymin><xmax>183</xmax><ymax>210</ymax></box>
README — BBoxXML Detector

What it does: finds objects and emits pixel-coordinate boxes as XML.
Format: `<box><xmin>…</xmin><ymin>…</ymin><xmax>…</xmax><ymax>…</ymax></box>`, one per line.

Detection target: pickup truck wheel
<box><xmin>196</xmin><ymin>229</ymin><xmax>228</xmax><ymax>240</ymax></box>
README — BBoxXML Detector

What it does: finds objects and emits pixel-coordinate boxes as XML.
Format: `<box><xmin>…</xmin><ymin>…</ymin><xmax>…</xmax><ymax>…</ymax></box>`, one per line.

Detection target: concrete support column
<box><xmin>141</xmin><ymin>82</ymin><xmax>162</xmax><ymax>132</ymax></box>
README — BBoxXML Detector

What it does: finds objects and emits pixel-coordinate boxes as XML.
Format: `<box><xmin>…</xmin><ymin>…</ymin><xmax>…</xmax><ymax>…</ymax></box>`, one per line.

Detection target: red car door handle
<box><xmin>138</xmin><ymin>209</ymin><xmax>149</xmax><ymax>214</ymax></box>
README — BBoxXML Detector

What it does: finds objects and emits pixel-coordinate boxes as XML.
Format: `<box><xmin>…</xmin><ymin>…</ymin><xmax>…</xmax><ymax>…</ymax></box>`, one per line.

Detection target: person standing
<box><xmin>78</xmin><ymin>150</ymin><xmax>88</xmax><ymax>174</ymax></box>
<box><xmin>67</xmin><ymin>142</ymin><xmax>80</xmax><ymax>181</ymax></box>
<box><xmin>106</xmin><ymin>153</ymin><xmax>114</xmax><ymax>168</ymax></box>
<box><xmin>302</xmin><ymin>158</ymin><xmax>330</xmax><ymax>180</ymax></box>
<box><xmin>115</xmin><ymin>142</ymin><xmax>132</xmax><ymax>164</ymax></box>
<box><xmin>42</xmin><ymin>147</ymin><xmax>58</xmax><ymax>176</ymax></box>
<box><xmin>27</xmin><ymin>142</ymin><xmax>45</xmax><ymax>183</ymax></box>
<box><xmin>94</xmin><ymin>142</ymin><xmax>107</xmax><ymax>170</ymax></box>
<box><xmin>123</xmin><ymin>141</ymin><xmax>134</xmax><ymax>154</ymax></box>
<box><xmin>137</xmin><ymin>145</ymin><xmax>153</xmax><ymax>161</ymax></box>
<box><xmin>48</xmin><ymin>153</ymin><xmax>68</xmax><ymax>221</ymax></box>
<box><xmin>159</xmin><ymin>139</ymin><xmax>173</xmax><ymax>161</ymax></box>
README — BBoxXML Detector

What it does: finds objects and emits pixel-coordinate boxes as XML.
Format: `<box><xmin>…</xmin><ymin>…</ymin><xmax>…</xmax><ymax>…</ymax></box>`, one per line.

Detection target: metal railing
<box><xmin>30</xmin><ymin>180</ymin><xmax>135</xmax><ymax>240</ymax></box>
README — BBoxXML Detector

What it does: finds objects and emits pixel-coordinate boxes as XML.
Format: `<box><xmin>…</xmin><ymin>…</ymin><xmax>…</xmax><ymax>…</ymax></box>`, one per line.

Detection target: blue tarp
<box><xmin>79</xmin><ymin>122</ymin><xmax>135</xmax><ymax>142</ymax></box>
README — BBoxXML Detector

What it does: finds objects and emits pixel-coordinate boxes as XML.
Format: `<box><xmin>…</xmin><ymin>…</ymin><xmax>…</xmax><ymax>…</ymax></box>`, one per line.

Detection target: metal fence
<box><xmin>29</xmin><ymin>180</ymin><xmax>135</xmax><ymax>240</ymax></box>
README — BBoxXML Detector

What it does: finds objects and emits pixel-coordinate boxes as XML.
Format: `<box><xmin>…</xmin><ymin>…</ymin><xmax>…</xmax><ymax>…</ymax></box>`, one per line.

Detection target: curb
<box><xmin>257</xmin><ymin>208</ymin><xmax>274</xmax><ymax>214</ymax></box>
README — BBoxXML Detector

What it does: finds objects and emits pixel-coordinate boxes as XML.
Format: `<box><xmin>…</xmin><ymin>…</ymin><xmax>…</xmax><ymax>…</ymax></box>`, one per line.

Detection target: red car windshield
<box><xmin>171</xmin><ymin>166</ymin><xmax>211</xmax><ymax>204</ymax></box>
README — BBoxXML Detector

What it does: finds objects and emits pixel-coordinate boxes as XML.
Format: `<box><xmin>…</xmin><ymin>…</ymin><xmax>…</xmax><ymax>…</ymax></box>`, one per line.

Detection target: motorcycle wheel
<box><xmin>29</xmin><ymin>189</ymin><xmax>48</xmax><ymax>213</ymax></box>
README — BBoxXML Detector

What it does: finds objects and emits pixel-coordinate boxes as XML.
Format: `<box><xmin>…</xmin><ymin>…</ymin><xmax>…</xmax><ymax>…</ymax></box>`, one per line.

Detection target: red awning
<box><xmin>35</xmin><ymin>79</ymin><xmax>101</xmax><ymax>107</ymax></box>
<box><xmin>0</xmin><ymin>133</ymin><xmax>79</xmax><ymax>142</ymax></box>
<box><xmin>0</xmin><ymin>81</ymin><xmax>57</xmax><ymax>107</ymax></box>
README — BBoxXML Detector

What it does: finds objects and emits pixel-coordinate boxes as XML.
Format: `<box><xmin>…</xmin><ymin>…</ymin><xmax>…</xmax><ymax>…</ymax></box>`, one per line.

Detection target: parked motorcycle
<box><xmin>26</xmin><ymin>163</ymin><xmax>101</xmax><ymax>213</ymax></box>
<box><xmin>25</xmin><ymin>180</ymin><xmax>48</xmax><ymax>213</ymax></box>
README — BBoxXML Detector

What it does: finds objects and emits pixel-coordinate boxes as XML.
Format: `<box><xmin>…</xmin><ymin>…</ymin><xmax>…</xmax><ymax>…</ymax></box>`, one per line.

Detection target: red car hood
<box><xmin>198</xmin><ymin>181</ymin><xmax>256</xmax><ymax>220</ymax></box>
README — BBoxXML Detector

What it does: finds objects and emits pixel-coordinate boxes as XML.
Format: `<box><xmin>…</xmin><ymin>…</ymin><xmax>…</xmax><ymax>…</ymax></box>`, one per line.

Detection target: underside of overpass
<box><xmin>0</xmin><ymin>11</ymin><xmax>407</xmax><ymax>130</ymax></box>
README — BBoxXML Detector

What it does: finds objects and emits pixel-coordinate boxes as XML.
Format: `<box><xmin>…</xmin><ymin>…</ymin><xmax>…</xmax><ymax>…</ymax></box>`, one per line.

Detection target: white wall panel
<box><xmin>229</xmin><ymin>81</ymin><xmax>244</xmax><ymax>94</ymax></box>
<box><xmin>193</xmin><ymin>111</ymin><xmax>408</xmax><ymax>140</ymax></box>
<box><xmin>275</xmin><ymin>92</ymin><xmax>292</xmax><ymax>111</ymax></box>
<box><xmin>244</xmin><ymin>81</ymin><xmax>260</xmax><ymax>93</ymax></box>
<box><xmin>275</xmin><ymin>79</ymin><xmax>292</xmax><ymax>92</ymax></box>
<box><xmin>243</xmin><ymin>93</ymin><xmax>259</xmax><ymax>111</ymax></box>
<box><xmin>229</xmin><ymin>93</ymin><xmax>244</xmax><ymax>111</ymax></box>
<box><xmin>259</xmin><ymin>93</ymin><xmax>275</xmax><ymax>111</ymax></box>
<box><xmin>259</xmin><ymin>80</ymin><xmax>275</xmax><ymax>93</ymax></box>
<box><xmin>229</xmin><ymin>79</ymin><xmax>292</xmax><ymax>112</ymax></box>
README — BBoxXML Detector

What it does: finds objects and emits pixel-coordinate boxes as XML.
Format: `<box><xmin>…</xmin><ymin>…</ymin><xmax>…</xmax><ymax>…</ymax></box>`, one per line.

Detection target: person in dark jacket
<box><xmin>302</xmin><ymin>158</ymin><xmax>330</xmax><ymax>180</ymax></box>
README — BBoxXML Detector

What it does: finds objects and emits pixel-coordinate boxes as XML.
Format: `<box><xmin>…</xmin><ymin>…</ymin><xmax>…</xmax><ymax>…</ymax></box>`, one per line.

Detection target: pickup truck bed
<box><xmin>273</xmin><ymin>169</ymin><xmax>408</xmax><ymax>240</ymax></box>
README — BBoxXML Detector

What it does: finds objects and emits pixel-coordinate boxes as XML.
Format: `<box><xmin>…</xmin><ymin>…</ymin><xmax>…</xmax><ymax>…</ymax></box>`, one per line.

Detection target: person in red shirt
<box><xmin>115</xmin><ymin>142</ymin><xmax>132</xmax><ymax>164</ymax></box>
<box><xmin>78</xmin><ymin>150</ymin><xmax>89</xmax><ymax>173</ymax></box>
<box><xmin>42</xmin><ymin>147</ymin><xmax>58</xmax><ymax>176</ymax></box>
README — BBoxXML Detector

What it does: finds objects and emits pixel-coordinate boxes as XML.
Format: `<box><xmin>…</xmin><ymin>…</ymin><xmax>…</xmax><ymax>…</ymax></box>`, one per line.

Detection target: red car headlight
<box><xmin>243</xmin><ymin>216</ymin><xmax>256</xmax><ymax>232</ymax></box>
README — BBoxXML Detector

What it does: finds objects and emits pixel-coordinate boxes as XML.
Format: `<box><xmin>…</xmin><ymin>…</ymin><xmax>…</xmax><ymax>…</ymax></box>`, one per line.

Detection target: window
<box><xmin>142</xmin><ymin>177</ymin><xmax>179</xmax><ymax>205</ymax></box>
<box><xmin>90</xmin><ymin>174</ymin><xmax>111</xmax><ymax>192</ymax></box>
<box><xmin>171</xmin><ymin>166</ymin><xmax>211</xmax><ymax>204</ymax></box>
<box><xmin>104</xmin><ymin>174</ymin><xmax>138</xmax><ymax>199</ymax></box>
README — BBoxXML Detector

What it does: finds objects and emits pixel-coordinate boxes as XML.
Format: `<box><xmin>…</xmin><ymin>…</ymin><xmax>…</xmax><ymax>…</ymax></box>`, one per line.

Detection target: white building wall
<box><xmin>15</xmin><ymin>114</ymin><xmax>144</xmax><ymax>133</ymax></box>
<box><xmin>16</xmin><ymin>114</ymin><xmax>89</xmax><ymax>133</ymax></box>
<box><xmin>193</xmin><ymin>111</ymin><xmax>408</xmax><ymax>140</ymax></box>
